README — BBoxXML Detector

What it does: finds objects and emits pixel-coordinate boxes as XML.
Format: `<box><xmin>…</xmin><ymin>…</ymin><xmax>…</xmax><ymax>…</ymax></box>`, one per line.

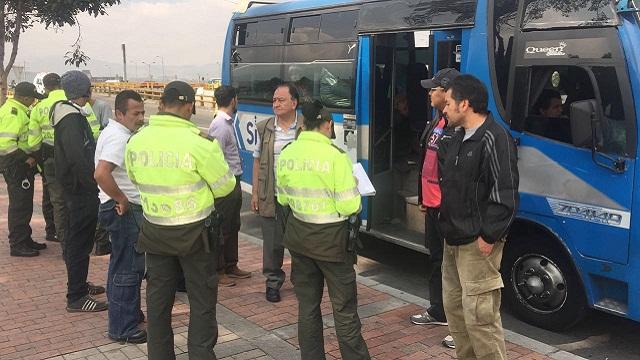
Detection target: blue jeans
<box><xmin>99</xmin><ymin>200</ymin><xmax>145</xmax><ymax>338</ymax></box>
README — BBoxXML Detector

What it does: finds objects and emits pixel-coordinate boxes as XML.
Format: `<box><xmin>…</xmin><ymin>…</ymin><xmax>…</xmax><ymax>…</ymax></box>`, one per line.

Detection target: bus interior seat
<box><xmin>525</xmin><ymin>115</ymin><xmax>572</xmax><ymax>144</ymax></box>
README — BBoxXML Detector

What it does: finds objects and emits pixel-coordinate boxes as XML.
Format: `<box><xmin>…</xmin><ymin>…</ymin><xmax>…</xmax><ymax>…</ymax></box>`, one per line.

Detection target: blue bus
<box><xmin>222</xmin><ymin>0</ymin><xmax>640</xmax><ymax>330</ymax></box>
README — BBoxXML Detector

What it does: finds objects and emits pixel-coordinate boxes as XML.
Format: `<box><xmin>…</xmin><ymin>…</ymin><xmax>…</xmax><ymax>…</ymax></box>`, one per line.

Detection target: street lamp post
<box><xmin>155</xmin><ymin>55</ymin><xmax>165</xmax><ymax>82</ymax></box>
<box><xmin>141</xmin><ymin>61</ymin><xmax>155</xmax><ymax>81</ymax></box>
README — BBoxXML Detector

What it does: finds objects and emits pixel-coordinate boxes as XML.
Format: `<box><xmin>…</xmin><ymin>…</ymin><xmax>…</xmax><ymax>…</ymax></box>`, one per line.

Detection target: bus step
<box><xmin>594</xmin><ymin>298</ymin><xmax>628</xmax><ymax>316</ymax></box>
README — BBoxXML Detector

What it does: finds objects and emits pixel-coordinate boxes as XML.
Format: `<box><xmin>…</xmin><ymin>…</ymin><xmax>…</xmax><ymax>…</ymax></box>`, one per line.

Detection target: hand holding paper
<box><xmin>353</xmin><ymin>163</ymin><xmax>376</xmax><ymax>196</ymax></box>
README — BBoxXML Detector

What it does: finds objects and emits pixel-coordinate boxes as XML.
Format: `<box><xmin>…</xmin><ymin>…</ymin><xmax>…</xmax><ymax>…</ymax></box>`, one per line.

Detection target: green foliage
<box><xmin>1</xmin><ymin>0</ymin><xmax>120</xmax><ymax>69</ymax></box>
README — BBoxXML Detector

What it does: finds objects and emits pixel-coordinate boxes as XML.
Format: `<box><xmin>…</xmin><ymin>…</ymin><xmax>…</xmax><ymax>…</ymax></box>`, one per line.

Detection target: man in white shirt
<box><xmin>94</xmin><ymin>90</ymin><xmax>147</xmax><ymax>344</ymax></box>
<box><xmin>208</xmin><ymin>85</ymin><xmax>251</xmax><ymax>287</ymax></box>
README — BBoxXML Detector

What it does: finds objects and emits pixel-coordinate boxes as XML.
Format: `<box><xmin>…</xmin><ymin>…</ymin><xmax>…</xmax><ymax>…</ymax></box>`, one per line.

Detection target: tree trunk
<box><xmin>0</xmin><ymin>1</ymin><xmax>6</xmax><ymax>105</ymax></box>
<box><xmin>0</xmin><ymin>1</ymin><xmax>23</xmax><ymax>105</ymax></box>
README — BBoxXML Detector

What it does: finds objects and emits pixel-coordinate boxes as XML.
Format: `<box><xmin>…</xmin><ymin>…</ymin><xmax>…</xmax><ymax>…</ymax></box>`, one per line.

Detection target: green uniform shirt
<box><xmin>84</xmin><ymin>102</ymin><xmax>101</xmax><ymax>139</ymax></box>
<box><xmin>126</xmin><ymin>112</ymin><xmax>236</xmax><ymax>255</ymax></box>
<box><xmin>28</xmin><ymin>89</ymin><xmax>67</xmax><ymax>150</ymax></box>
<box><xmin>276</xmin><ymin>130</ymin><xmax>361</xmax><ymax>262</ymax></box>
<box><xmin>0</xmin><ymin>98</ymin><xmax>35</xmax><ymax>157</ymax></box>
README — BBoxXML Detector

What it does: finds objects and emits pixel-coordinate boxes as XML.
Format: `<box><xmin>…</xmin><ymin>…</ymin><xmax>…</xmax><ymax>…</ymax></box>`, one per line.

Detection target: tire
<box><xmin>501</xmin><ymin>236</ymin><xmax>588</xmax><ymax>331</ymax></box>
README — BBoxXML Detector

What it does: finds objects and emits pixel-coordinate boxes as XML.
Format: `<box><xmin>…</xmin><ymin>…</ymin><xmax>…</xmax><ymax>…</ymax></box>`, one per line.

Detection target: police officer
<box><xmin>277</xmin><ymin>101</ymin><xmax>370</xmax><ymax>360</ymax></box>
<box><xmin>29</xmin><ymin>73</ymin><xmax>67</xmax><ymax>246</ymax></box>
<box><xmin>126</xmin><ymin>81</ymin><xmax>236</xmax><ymax>360</ymax></box>
<box><xmin>0</xmin><ymin>82</ymin><xmax>45</xmax><ymax>257</ymax></box>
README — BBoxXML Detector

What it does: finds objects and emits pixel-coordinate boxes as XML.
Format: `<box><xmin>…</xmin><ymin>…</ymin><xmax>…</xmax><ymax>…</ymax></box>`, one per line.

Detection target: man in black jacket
<box><xmin>439</xmin><ymin>75</ymin><xmax>519</xmax><ymax>360</ymax></box>
<box><xmin>53</xmin><ymin>70</ymin><xmax>107</xmax><ymax>313</ymax></box>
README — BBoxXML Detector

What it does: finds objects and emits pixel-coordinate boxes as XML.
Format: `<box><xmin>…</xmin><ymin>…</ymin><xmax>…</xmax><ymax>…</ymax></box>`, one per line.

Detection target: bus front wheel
<box><xmin>501</xmin><ymin>237</ymin><xmax>587</xmax><ymax>331</ymax></box>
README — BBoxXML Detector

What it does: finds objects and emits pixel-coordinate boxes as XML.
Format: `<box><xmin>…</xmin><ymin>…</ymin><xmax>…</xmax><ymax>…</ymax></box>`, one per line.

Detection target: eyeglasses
<box><xmin>429</xmin><ymin>87</ymin><xmax>444</xmax><ymax>92</ymax></box>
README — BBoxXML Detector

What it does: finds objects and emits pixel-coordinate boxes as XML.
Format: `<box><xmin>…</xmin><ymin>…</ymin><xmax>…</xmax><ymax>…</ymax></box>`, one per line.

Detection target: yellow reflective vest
<box><xmin>276</xmin><ymin>130</ymin><xmax>360</xmax><ymax>224</ymax></box>
<box><xmin>27</xmin><ymin>89</ymin><xmax>67</xmax><ymax>150</ymax></box>
<box><xmin>0</xmin><ymin>98</ymin><xmax>36</xmax><ymax>156</ymax></box>
<box><xmin>125</xmin><ymin>113</ymin><xmax>236</xmax><ymax>226</ymax></box>
<box><xmin>83</xmin><ymin>102</ymin><xmax>101</xmax><ymax>139</ymax></box>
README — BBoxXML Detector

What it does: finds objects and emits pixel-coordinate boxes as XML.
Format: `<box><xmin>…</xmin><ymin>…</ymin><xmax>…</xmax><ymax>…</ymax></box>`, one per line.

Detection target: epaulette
<box><xmin>11</xmin><ymin>107</ymin><xmax>17</xmax><ymax>115</ymax></box>
<box><xmin>281</xmin><ymin>141</ymin><xmax>293</xmax><ymax>152</ymax></box>
<box><xmin>331</xmin><ymin>144</ymin><xmax>346</xmax><ymax>153</ymax></box>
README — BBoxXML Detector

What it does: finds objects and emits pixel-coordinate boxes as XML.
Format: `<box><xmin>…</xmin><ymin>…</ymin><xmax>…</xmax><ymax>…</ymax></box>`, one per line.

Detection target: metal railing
<box><xmin>92</xmin><ymin>82</ymin><xmax>219</xmax><ymax>110</ymax></box>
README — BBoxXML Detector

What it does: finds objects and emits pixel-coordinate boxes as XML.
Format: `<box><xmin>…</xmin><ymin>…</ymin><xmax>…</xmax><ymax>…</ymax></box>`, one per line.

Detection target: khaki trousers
<box><xmin>442</xmin><ymin>240</ymin><xmax>507</xmax><ymax>360</ymax></box>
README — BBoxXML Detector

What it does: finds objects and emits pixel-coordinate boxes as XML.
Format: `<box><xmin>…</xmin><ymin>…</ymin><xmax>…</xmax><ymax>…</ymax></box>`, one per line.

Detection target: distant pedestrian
<box><xmin>252</xmin><ymin>83</ymin><xmax>303</xmax><ymax>303</ymax></box>
<box><xmin>126</xmin><ymin>81</ymin><xmax>236</xmax><ymax>359</ymax></box>
<box><xmin>209</xmin><ymin>85</ymin><xmax>251</xmax><ymax>287</ymax></box>
<box><xmin>0</xmin><ymin>82</ymin><xmax>45</xmax><ymax>257</ymax></box>
<box><xmin>411</xmin><ymin>68</ymin><xmax>460</xmax><ymax>350</ymax></box>
<box><xmin>439</xmin><ymin>75</ymin><xmax>519</xmax><ymax>359</ymax></box>
<box><xmin>52</xmin><ymin>70</ymin><xmax>107</xmax><ymax>312</ymax></box>
<box><xmin>94</xmin><ymin>90</ymin><xmax>146</xmax><ymax>343</ymax></box>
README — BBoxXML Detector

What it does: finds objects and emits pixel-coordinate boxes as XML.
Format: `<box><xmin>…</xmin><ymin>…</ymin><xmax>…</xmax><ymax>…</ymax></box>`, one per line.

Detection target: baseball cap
<box><xmin>420</xmin><ymin>68</ymin><xmax>461</xmax><ymax>90</ymax></box>
<box><xmin>162</xmin><ymin>81</ymin><xmax>196</xmax><ymax>114</ymax></box>
<box><xmin>15</xmin><ymin>82</ymin><xmax>45</xmax><ymax>100</ymax></box>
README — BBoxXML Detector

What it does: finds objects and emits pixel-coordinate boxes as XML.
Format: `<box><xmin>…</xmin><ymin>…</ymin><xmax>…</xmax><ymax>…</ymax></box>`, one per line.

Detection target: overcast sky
<box><xmin>8</xmin><ymin>0</ymin><xmax>244</xmax><ymax>81</ymax></box>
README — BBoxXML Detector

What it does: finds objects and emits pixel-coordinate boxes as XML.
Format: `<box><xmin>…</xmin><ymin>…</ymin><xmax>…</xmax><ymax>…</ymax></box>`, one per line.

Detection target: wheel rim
<box><xmin>510</xmin><ymin>253</ymin><xmax>568</xmax><ymax>314</ymax></box>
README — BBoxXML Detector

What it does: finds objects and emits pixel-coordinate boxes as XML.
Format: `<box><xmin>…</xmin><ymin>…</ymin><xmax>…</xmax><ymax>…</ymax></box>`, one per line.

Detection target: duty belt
<box><xmin>41</xmin><ymin>143</ymin><xmax>54</xmax><ymax>160</ymax></box>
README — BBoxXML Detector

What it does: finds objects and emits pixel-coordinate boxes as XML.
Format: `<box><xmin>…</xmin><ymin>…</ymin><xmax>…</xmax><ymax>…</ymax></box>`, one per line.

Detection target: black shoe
<box><xmin>10</xmin><ymin>246</ymin><xmax>40</xmax><ymax>257</ymax></box>
<box><xmin>66</xmin><ymin>295</ymin><xmax>108</xmax><ymax>312</ymax></box>
<box><xmin>28</xmin><ymin>241</ymin><xmax>47</xmax><ymax>250</ymax></box>
<box><xmin>46</xmin><ymin>234</ymin><xmax>60</xmax><ymax>242</ymax></box>
<box><xmin>94</xmin><ymin>243</ymin><xmax>112</xmax><ymax>256</ymax></box>
<box><xmin>109</xmin><ymin>329</ymin><xmax>147</xmax><ymax>344</ymax></box>
<box><xmin>266</xmin><ymin>287</ymin><xmax>281</xmax><ymax>303</ymax></box>
<box><xmin>87</xmin><ymin>282</ymin><xmax>106</xmax><ymax>295</ymax></box>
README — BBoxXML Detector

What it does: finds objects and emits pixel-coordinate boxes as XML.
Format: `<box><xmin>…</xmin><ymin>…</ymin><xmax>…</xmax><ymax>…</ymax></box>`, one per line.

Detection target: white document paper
<box><xmin>353</xmin><ymin>163</ymin><xmax>376</xmax><ymax>197</ymax></box>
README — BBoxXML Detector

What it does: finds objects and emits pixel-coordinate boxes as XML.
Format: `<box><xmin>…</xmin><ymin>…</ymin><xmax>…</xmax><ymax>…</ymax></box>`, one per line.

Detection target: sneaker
<box><xmin>442</xmin><ymin>334</ymin><xmax>456</xmax><ymax>349</ymax></box>
<box><xmin>218</xmin><ymin>273</ymin><xmax>236</xmax><ymax>287</ymax></box>
<box><xmin>410</xmin><ymin>311</ymin><xmax>448</xmax><ymax>326</ymax></box>
<box><xmin>67</xmin><ymin>295</ymin><xmax>108</xmax><ymax>312</ymax></box>
<box><xmin>87</xmin><ymin>282</ymin><xmax>106</xmax><ymax>295</ymax></box>
<box><xmin>226</xmin><ymin>265</ymin><xmax>252</xmax><ymax>279</ymax></box>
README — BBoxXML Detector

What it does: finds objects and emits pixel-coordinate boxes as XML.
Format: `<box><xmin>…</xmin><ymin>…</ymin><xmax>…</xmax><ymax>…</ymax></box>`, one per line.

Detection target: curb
<box><xmin>239</xmin><ymin>231</ymin><xmax>588</xmax><ymax>360</ymax></box>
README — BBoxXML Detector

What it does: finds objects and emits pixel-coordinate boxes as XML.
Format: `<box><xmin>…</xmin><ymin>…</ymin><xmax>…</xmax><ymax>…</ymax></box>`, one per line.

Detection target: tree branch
<box><xmin>4</xmin><ymin>0</ymin><xmax>23</xmax><ymax>74</ymax></box>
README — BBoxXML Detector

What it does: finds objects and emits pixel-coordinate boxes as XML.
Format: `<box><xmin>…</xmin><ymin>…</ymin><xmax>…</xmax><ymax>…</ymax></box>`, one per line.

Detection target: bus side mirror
<box><xmin>570</xmin><ymin>99</ymin><xmax>598</xmax><ymax>148</ymax></box>
<box><xmin>571</xmin><ymin>99</ymin><xmax>626</xmax><ymax>172</ymax></box>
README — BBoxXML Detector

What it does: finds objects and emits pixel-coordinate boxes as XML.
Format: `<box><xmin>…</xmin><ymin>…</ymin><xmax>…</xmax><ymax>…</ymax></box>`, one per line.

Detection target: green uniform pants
<box><xmin>290</xmin><ymin>251</ymin><xmax>370</xmax><ymax>360</ymax></box>
<box><xmin>442</xmin><ymin>240</ymin><xmax>507</xmax><ymax>360</ymax></box>
<box><xmin>43</xmin><ymin>158</ymin><xmax>67</xmax><ymax>254</ymax></box>
<box><xmin>145</xmin><ymin>242</ymin><xmax>219</xmax><ymax>360</ymax></box>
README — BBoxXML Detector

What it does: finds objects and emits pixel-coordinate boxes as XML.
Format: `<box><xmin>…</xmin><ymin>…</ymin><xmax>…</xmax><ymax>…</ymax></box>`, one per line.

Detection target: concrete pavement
<box><xmin>0</xmin><ymin>175</ymin><xmax>583</xmax><ymax>359</ymax></box>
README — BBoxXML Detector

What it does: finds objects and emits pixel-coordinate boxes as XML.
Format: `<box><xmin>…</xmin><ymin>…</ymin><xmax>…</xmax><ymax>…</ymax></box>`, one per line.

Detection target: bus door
<box><xmin>367</xmin><ymin>32</ymin><xmax>433</xmax><ymax>252</ymax></box>
<box><xmin>508</xmin><ymin>28</ymin><xmax>636</xmax><ymax>267</ymax></box>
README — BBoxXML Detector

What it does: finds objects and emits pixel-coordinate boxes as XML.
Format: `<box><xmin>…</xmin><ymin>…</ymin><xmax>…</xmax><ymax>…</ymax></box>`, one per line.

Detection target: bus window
<box><xmin>513</xmin><ymin>65</ymin><xmax>627</xmax><ymax>154</ymax></box>
<box><xmin>514</xmin><ymin>66</ymin><xmax>595</xmax><ymax>145</ymax></box>
<box><xmin>591</xmin><ymin>66</ymin><xmax>628</xmax><ymax>156</ymax></box>
<box><xmin>289</xmin><ymin>15</ymin><xmax>321</xmax><ymax>43</ymax></box>
<box><xmin>284</xmin><ymin>62</ymin><xmax>355</xmax><ymax>109</ymax></box>
<box><xmin>235</xmin><ymin>22</ymin><xmax>257</xmax><ymax>46</ymax></box>
<box><xmin>492</xmin><ymin>0</ymin><xmax>517</xmax><ymax>111</ymax></box>
<box><xmin>521</xmin><ymin>0</ymin><xmax>618</xmax><ymax>29</ymax></box>
<box><xmin>257</xmin><ymin>19</ymin><xmax>285</xmax><ymax>45</ymax></box>
<box><xmin>232</xmin><ymin>63</ymin><xmax>282</xmax><ymax>102</ymax></box>
<box><xmin>320</xmin><ymin>11</ymin><xmax>358</xmax><ymax>41</ymax></box>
